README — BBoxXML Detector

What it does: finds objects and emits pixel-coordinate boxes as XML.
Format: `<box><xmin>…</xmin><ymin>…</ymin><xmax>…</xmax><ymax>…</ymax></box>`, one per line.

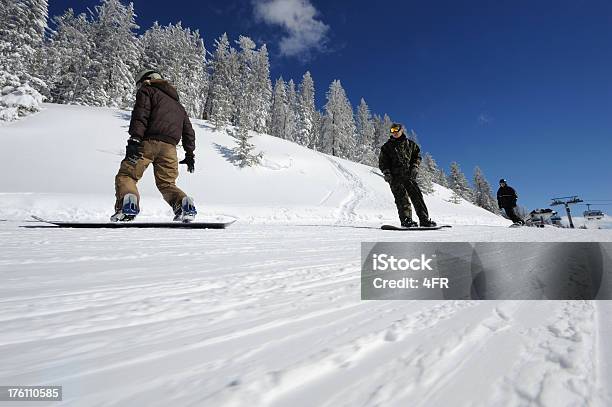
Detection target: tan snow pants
<box><xmin>114</xmin><ymin>139</ymin><xmax>187</xmax><ymax>212</ymax></box>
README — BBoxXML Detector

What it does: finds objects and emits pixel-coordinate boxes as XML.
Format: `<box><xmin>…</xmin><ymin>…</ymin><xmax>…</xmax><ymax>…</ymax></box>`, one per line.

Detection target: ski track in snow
<box><xmin>485</xmin><ymin>301</ymin><xmax>597</xmax><ymax>407</ymax></box>
<box><xmin>325</xmin><ymin>157</ymin><xmax>368</xmax><ymax>224</ymax></box>
<box><xmin>0</xmin><ymin>223</ymin><xmax>611</xmax><ymax>406</ymax></box>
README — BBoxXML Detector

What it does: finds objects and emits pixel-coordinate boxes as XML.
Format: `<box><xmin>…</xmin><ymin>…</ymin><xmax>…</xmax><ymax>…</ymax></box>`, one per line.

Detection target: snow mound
<box><xmin>0</xmin><ymin>103</ymin><xmax>509</xmax><ymax>226</ymax></box>
<box><xmin>0</xmin><ymin>72</ymin><xmax>44</xmax><ymax>122</ymax></box>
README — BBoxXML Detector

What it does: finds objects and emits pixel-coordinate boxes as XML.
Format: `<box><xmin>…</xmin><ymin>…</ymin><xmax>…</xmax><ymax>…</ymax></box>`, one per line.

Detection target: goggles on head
<box><xmin>390</xmin><ymin>125</ymin><xmax>402</xmax><ymax>134</ymax></box>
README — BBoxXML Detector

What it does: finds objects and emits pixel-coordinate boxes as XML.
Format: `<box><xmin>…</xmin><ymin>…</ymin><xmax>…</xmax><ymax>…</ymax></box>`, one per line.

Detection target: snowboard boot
<box><xmin>400</xmin><ymin>217</ymin><xmax>418</xmax><ymax>228</ymax></box>
<box><xmin>420</xmin><ymin>219</ymin><xmax>437</xmax><ymax>227</ymax></box>
<box><xmin>110</xmin><ymin>193</ymin><xmax>139</xmax><ymax>222</ymax></box>
<box><xmin>173</xmin><ymin>196</ymin><xmax>197</xmax><ymax>223</ymax></box>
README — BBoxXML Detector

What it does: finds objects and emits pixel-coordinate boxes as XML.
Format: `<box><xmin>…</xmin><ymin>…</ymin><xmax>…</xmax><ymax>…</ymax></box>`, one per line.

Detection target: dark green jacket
<box><xmin>378</xmin><ymin>135</ymin><xmax>421</xmax><ymax>176</ymax></box>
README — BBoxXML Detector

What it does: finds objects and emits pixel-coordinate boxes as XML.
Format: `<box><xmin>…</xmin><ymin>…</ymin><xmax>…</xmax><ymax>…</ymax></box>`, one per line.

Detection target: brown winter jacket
<box><xmin>128</xmin><ymin>79</ymin><xmax>196</xmax><ymax>156</ymax></box>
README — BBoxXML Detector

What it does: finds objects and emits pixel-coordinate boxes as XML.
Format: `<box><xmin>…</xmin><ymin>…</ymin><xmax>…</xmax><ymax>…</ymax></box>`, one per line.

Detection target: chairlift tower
<box><xmin>550</xmin><ymin>196</ymin><xmax>583</xmax><ymax>229</ymax></box>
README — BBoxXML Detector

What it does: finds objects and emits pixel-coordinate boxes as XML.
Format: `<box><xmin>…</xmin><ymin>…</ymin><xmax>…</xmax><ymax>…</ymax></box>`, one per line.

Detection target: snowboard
<box><xmin>509</xmin><ymin>223</ymin><xmax>523</xmax><ymax>228</ymax></box>
<box><xmin>381</xmin><ymin>224</ymin><xmax>452</xmax><ymax>231</ymax></box>
<box><xmin>28</xmin><ymin>216</ymin><xmax>235</xmax><ymax>229</ymax></box>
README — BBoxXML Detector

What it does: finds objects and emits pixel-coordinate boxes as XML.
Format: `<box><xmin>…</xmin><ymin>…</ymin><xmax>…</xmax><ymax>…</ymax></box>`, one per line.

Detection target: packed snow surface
<box><xmin>1</xmin><ymin>105</ymin><xmax>611</xmax><ymax>406</ymax></box>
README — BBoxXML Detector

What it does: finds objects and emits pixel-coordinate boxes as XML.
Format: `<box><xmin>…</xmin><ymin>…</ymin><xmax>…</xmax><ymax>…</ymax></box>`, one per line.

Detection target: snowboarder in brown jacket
<box><xmin>111</xmin><ymin>69</ymin><xmax>197</xmax><ymax>222</ymax></box>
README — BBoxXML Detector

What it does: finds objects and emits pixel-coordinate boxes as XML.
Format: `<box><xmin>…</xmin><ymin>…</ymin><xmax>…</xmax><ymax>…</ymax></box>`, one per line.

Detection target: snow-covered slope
<box><xmin>0</xmin><ymin>104</ymin><xmax>508</xmax><ymax>226</ymax></box>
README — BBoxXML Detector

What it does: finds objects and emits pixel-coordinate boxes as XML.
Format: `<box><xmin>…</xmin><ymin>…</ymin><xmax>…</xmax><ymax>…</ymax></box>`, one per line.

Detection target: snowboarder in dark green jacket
<box><xmin>379</xmin><ymin>123</ymin><xmax>436</xmax><ymax>227</ymax></box>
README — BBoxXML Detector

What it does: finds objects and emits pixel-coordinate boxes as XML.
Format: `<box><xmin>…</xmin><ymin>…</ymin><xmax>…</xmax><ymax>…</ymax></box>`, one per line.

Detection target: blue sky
<box><xmin>48</xmin><ymin>0</ymin><xmax>612</xmax><ymax>214</ymax></box>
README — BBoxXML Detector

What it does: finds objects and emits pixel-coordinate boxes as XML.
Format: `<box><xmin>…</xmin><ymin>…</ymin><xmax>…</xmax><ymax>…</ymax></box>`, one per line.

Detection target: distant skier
<box><xmin>379</xmin><ymin>123</ymin><xmax>437</xmax><ymax>227</ymax></box>
<box><xmin>496</xmin><ymin>179</ymin><xmax>524</xmax><ymax>225</ymax></box>
<box><xmin>111</xmin><ymin>69</ymin><xmax>197</xmax><ymax>222</ymax></box>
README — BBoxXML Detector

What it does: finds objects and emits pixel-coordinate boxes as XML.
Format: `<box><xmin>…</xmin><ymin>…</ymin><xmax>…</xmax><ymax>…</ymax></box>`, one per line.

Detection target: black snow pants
<box><xmin>389</xmin><ymin>176</ymin><xmax>429</xmax><ymax>222</ymax></box>
<box><xmin>503</xmin><ymin>206</ymin><xmax>523</xmax><ymax>224</ymax></box>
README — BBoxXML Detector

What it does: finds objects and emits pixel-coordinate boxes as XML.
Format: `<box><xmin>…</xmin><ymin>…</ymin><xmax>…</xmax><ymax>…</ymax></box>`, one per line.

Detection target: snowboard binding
<box><xmin>420</xmin><ymin>219</ymin><xmax>437</xmax><ymax>227</ymax></box>
<box><xmin>173</xmin><ymin>196</ymin><xmax>197</xmax><ymax>223</ymax></box>
<box><xmin>110</xmin><ymin>193</ymin><xmax>139</xmax><ymax>222</ymax></box>
<box><xmin>400</xmin><ymin>218</ymin><xmax>418</xmax><ymax>228</ymax></box>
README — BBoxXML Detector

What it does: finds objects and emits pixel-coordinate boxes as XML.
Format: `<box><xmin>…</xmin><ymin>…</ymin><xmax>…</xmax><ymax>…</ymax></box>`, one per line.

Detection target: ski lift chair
<box><xmin>583</xmin><ymin>209</ymin><xmax>604</xmax><ymax>221</ymax></box>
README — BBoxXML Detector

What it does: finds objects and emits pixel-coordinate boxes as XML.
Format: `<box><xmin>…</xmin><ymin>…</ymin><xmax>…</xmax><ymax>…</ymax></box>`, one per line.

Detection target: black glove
<box><xmin>180</xmin><ymin>154</ymin><xmax>195</xmax><ymax>173</ymax></box>
<box><xmin>383</xmin><ymin>170</ymin><xmax>392</xmax><ymax>183</ymax></box>
<box><xmin>408</xmin><ymin>165</ymin><xmax>418</xmax><ymax>181</ymax></box>
<box><xmin>125</xmin><ymin>137</ymin><xmax>143</xmax><ymax>165</ymax></box>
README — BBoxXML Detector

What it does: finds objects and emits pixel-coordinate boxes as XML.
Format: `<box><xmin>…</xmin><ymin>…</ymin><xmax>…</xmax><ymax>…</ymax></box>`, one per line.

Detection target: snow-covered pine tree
<box><xmin>269</xmin><ymin>78</ymin><xmax>287</xmax><ymax>139</ymax></box>
<box><xmin>0</xmin><ymin>0</ymin><xmax>48</xmax><ymax>81</ymax></box>
<box><xmin>473</xmin><ymin>166</ymin><xmax>499</xmax><ymax>214</ymax></box>
<box><xmin>232</xmin><ymin>36</ymin><xmax>262</xmax><ymax>166</ymax></box>
<box><xmin>234</xmin><ymin>36</ymin><xmax>256</xmax><ymax>129</ymax></box>
<box><xmin>422</xmin><ymin>153</ymin><xmax>441</xmax><ymax>180</ymax></box>
<box><xmin>202</xmin><ymin>63</ymin><xmax>213</xmax><ymax>120</ymax></box>
<box><xmin>355</xmin><ymin>98</ymin><xmax>376</xmax><ymax>165</ymax></box>
<box><xmin>372</xmin><ymin>114</ymin><xmax>383</xmax><ymax>143</ymax></box>
<box><xmin>252</xmin><ymin>44</ymin><xmax>272</xmax><ymax>133</ymax></box>
<box><xmin>83</xmin><ymin>0</ymin><xmax>140</xmax><ymax>108</ymax></box>
<box><xmin>311</xmin><ymin>109</ymin><xmax>323</xmax><ymax>151</ymax></box>
<box><xmin>46</xmin><ymin>9</ymin><xmax>95</xmax><ymax>104</ymax></box>
<box><xmin>406</xmin><ymin>129</ymin><xmax>419</xmax><ymax>143</ymax></box>
<box><xmin>448</xmin><ymin>162</ymin><xmax>474</xmax><ymax>202</ymax></box>
<box><xmin>417</xmin><ymin>153</ymin><xmax>435</xmax><ymax>195</ymax></box>
<box><xmin>321</xmin><ymin>80</ymin><xmax>356</xmax><ymax>159</ymax></box>
<box><xmin>227</xmin><ymin>46</ymin><xmax>241</xmax><ymax>125</ymax></box>
<box><xmin>372</xmin><ymin>113</ymin><xmax>393</xmax><ymax>159</ymax></box>
<box><xmin>268</xmin><ymin>77</ymin><xmax>287</xmax><ymax>138</ymax></box>
<box><xmin>436</xmin><ymin>167</ymin><xmax>449</xmax><ymax>187</ymax></box>
<box><xmin>284</xmin><ymin>79</ymin><xmax>298</xmax><ymax>142</ymax></box>
<box><xmin>140</xmin><ymin>21</ymin><xmax>207</xmax><ymax>118</ymax></box>
<box><xmin>206</xmin><ymin>33</ymin><xmax>235</xmax><ymax>128</ymax></box>
<box><xmin>0</xmin><ymin>1</ymin><xmax>15</xmax><ymax>73</ymax></box>
<box><xmin>296</xmin><ymin>71</ymin><xmax>316</xmax><ymax>148</ymax></box>
<box><xmin>0</xmin><ymin>0</ymin><xmax>49</xmax><ymax>106</ymax></box>
<box><xmin>0</xmin><ymin>0</ymin><xmax>48</xmax><ymax>120</ymax></box>
<box><xmin>448</xmin><ymin>188</ymin><xmax>462</xmax><ymax>204</ymax></box>
<box><xmin>232</xmin><ymin>126</ymin><xmax>262</xmax><ymax>168</ymax></box>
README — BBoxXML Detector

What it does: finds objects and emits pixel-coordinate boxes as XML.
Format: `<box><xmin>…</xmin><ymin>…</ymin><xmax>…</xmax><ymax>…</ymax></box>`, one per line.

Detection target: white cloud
<box><xmin>252</xmin><ymin>0</ymin><xmax>330</xmax><ymax>58</ymax></box>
